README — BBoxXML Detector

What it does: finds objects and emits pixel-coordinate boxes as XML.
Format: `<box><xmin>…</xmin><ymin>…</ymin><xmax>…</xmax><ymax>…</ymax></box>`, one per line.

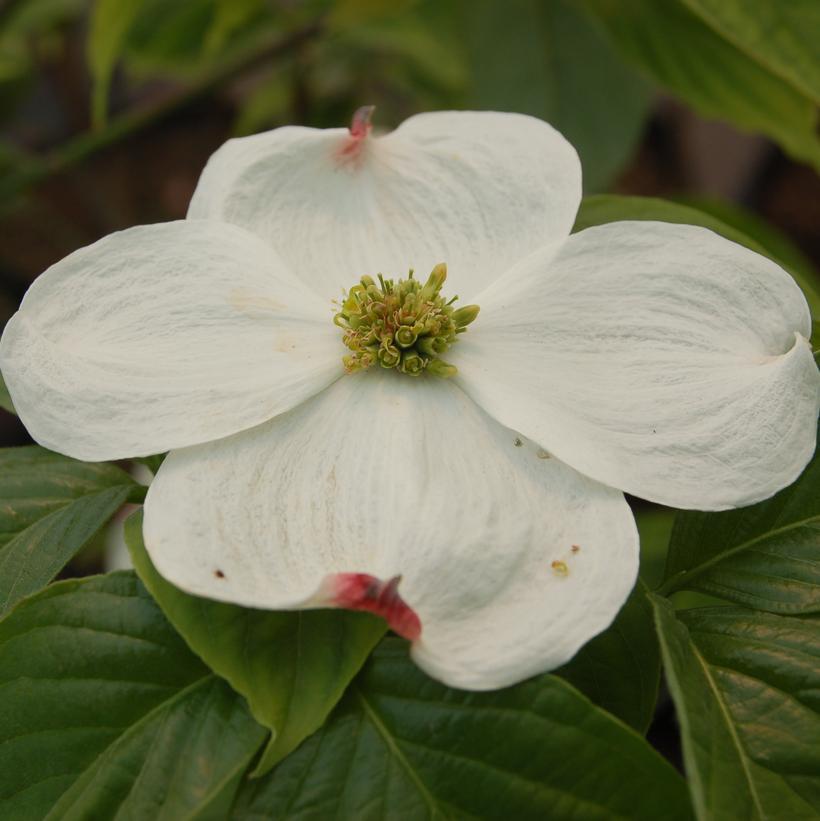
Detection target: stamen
<box><xmin>334</xmin><ymin>263</ymin><xmax>479</xmax><ymax>377</ymax></box>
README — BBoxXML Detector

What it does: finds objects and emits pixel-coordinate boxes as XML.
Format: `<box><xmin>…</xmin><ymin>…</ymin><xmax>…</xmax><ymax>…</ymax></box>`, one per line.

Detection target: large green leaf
<box><xmin>463</xmin><ymin>0</ymin><xmax>650</xmax><ymax>191</ymax></box>
<box><xmin>574</xmin><ymin>194</ymin><xmax>820</xmax><ymax>318</ymax></box>
<box><xmin>660</xmin><ymin>438</ymin><xmax>819</xmax><ymax>613</ymax></box>
<box><xmin>125</xmin><ymin>511</ymin><xmax>386</xmax><ymax>775</ymax></box>
<box><xmin>0</xmin><ymin>572</ymin><xmax>267</xmax><ymax>819</ymax></box>
<box><xmin>0</xmin><ymin>446</ymin><xmax>143</xmax><ymax>615</ymax></box>
<box><xmin>234</xmin><ymin>638</ymin><xmax>692</xmax><ymax>819</ymax></box>
<box><xmin>652</xmin><ymin>596</ymin><xmax>820</xmax><ymax>820</ymax></box>
<box><xmin>557</xmin><ymin>579</ymin><xmax>660</xmax><ymax>733</ymax></box>
<box><xmin>581</xmin><ymin>0</ymin><xmax>820</xmax><ymax>173</ymax></box>
<box><xmin>679</xmin><ymin>0</ymin><xmax>820</xmax><ymax>105</ymax></box>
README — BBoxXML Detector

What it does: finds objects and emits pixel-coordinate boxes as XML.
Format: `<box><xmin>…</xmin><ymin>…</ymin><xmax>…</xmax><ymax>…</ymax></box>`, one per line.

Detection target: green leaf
<box><xmin>0</xmin><ymin>484</ymin><xmax>132</xmax><ymax>617</ymax></box>
<box><xmin>87</xmin><ymin>0</ymin><xmax>145</xmax><ymax>126</ymax></box>
<box><xmin>0</xmin><ymin>446</ymin><xmax>142</xmax><ymax>615</ymax></box>
<box><xmin>635</xmin><ymin>504</ymin><xmax>677</xmax><ymax>589</ymax></box>
<box><xmin>234</xmin><ymin>638</ymin><xmax>693</xmax><ymax>819</ymax></box>
<box><xmin>463</xmin><ymin>0</ymin><xmax>651</xmax><ymax>191</ymax></box>
<box><xmin>651</xmin><ymin>595</ymin><xmax>820</xmax><ymax>820</ymax></box>
<box><xmin>582</xmin><ymin>0</ymin><xmax>820</xmax><ymax>173</ymax></box>
<box><xmin>557</xmin><ymin>579</ymin><xmax>660</xmax><ymax>733</ymax></box>
<box><xmin>660</xmin><ymin>436</ymin><xmax>820</xmax><ymax>613</ymax></box>
<box><xmin>125</xmin><ymin>511</ymin><xmax>386</xmax><ymax>775</ymax></box>
<box><xmin>0</xmin><ymin>572</ymin><xmax>267</xmax><ymax>819</ymax></box>
<box><xmin>679</xmin><ymin>0</ymin><xmax>820</xmax><ymax>105</ymax></box>
<box><xmin>574</xmin><ymin>194</ymin><xmax>820</xmax><ymax>318</ymax></box>
<box><xmin>0</xmin><ymin>446</ymin><xmax>138</xmax><ymax>546</ymax></box>
<box><xmin>0</xmin><ymin>371</ymin><xmax>14</xmax><ymax>414</ymax></box>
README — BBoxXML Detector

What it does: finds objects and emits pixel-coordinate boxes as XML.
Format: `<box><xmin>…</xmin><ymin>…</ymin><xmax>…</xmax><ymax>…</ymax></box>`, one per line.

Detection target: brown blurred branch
<box><xmin>0</xmin><ymin>19</ymin><xmax>323</xmax><ymax>210</ymax></box>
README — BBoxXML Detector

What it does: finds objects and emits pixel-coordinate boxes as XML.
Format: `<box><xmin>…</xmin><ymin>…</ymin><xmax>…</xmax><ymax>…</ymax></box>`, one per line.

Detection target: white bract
<box><xmin>2</xmin><ymin>111</ymin><xmax>818</xmax><ymax>690</ymax></box>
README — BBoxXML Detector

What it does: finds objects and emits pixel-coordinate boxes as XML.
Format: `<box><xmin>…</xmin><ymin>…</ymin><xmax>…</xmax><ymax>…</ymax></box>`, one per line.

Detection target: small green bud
<box><xmin>426</xmin><ymin>359</ymin><xmax>458</xmax><ymax>378</ymax></box>
<box><xmin>421</xmin><ymin>263</ymin><xmax>447</xmax><ymax>299</ymax></box>
<box><xmin>452</xmin><ymin>304</ymin><xmax>480</xmax><ymax>327</ymax></box>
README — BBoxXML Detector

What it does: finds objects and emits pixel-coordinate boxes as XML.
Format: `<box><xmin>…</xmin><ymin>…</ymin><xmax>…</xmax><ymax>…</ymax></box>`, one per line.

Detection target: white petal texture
<box><xmin>0</xmin><ymin>220</ymin><xmax>341</xmax><ymax>461</ymax></box>
<box><xmin>452</xmin><ymin>221</ymin><xmax>820</xmax><ymax>511</ymax></box>
<box><xmin>187</xmin><ymin>111</ymin><xmax>582</xmax><ymax>301</ymax></box>
<box><xmin>143</xmin><ymin>372</ymin><xmax>639</xmax><ymax>690</ymax></box>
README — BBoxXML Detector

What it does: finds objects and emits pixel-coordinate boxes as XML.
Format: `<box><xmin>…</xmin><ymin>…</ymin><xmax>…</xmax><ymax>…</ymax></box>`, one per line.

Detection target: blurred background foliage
<box><xmin>0</xmin><ymin>0</ymin><xmax>818</xmax><ymax>471</ymax></box>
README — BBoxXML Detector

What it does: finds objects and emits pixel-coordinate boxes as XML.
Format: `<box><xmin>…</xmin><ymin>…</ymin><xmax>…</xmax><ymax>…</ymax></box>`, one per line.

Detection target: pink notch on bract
<box><xmin>337</xmin><ymin>105</ymin><xmax>375</xmax><ymax>165</ymax></box>
<box><xmin>332</xmin><ymin>572</ymin><xmax>421</xmax><ymax>641</ymax></box>
<box><xmin>349</xmin><ymin>105</ymin><xmax>375</xmax><ymax>138</ymax></box>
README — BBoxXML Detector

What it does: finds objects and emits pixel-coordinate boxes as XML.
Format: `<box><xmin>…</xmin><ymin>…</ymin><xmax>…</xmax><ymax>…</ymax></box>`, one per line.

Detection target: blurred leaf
<box><xmin>329</xmin><ymin>0</ymin><xmax>418</xmax><ymax>27</ymax></box>
<box><xmin>557</xmin><ymin>580</ymin><xmax>660</xmax><ymax>733</ymax></box>
<box><xmin>0</xmin><ymin>371</ymin><xmax>14</xmax><ymax>414</ymax></box>
<box><xmin>680</xmin><ymin>0</ymin><xmax>820</xmax><ymax>105</ymax></box>
<box><xmin>0</xmin><ymin>446</ymin><xmax>143</xmax><ymax>616</ymax></box>
<box><xmin>0</xmin><ymin>0</ymin><xmax>85</xmax><ymax>34</ymax></box>
<box><xmin>125</xmin><ymin>0</ymin><xmax>261</xmax><ymax>80</ymax></box>
<box><xmin>0</xmin><ymin>572</ymin><xmax>266</xmax><ymax>819</ymax></box>
<box><xmin>87</xmin><ymin>0</ymin><xmax>145</xmax><ymax>126</ymax></box>
<box><xmin>582</xmin><ymin>0</ymin><xmax>820</xmax><ymax>172</ymax></box>
<box><xmin>575</xmin><ymin>194</ymin><xmax>820</xmax><ymax>317</ymax></box>
<box><xmin>234</xmin><ymin>638</ymin><xmax>693</xmax><ymax>819</ymax></box>
<box><xmin>233</xmin><ymin>70</ymin><xmax>291</xmax><ymax>135</ymax></box>
<box><xmin>652</xmin><ymin>596</ymin><xmax>820</xmax><ymax>820</ymax></box>
<box><xmin>334</xmin><ymin>15</ymin><xmax>466</xmax><ymax>94</ymax></box>
<box><xmin>126</xmin><ymin>511</ymin><xmax>385</xmax><ymax>776</ymax></box>
<box><xmin>634</xmin><ymin>504</ymin><xmax>676</xmax><ymax>588</ymax></box>
<box><xmin>462</xmin><ymin>0</ymin><xmax>651</xmax><ymax>191</ymax></box>
<box><xmin>662</xmin><ymin>436</ymin><xmax>820</xmax><ymax>614</ymax></box>
<box><xmin>205</xmin><ymin>0</ymin><xmax>268</xmax><ymax>54</ymax></box>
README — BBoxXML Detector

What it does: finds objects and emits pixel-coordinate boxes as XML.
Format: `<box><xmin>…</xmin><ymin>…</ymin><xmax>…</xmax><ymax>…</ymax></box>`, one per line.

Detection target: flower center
<box><xmin>334</xmin><ymin>263</ymin><xmax>479</xmax><ymax>377</ymax></box>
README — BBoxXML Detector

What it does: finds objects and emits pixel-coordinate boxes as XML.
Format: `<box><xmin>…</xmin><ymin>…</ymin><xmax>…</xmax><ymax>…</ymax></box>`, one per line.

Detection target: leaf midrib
<box><xmin>354</xmin><ymin>687</ymin><xmax>444</xmax><ymax>818</ymax></box>
<box><xmin>688</xmin><ymin>640</ymin><xmax>766</xmax><ymax>819</ymax></box>
<box><xmin>43</xmin><ymin>673</ymin><xmax>213</xmax><ymax>820</ymax></box>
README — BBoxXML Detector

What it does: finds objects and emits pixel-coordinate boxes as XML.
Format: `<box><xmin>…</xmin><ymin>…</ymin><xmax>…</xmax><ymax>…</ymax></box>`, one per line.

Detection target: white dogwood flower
<box><xmin>1</xmin><ymin>110</ymin><xmax>817</xmax><ymax>690</ymax></box>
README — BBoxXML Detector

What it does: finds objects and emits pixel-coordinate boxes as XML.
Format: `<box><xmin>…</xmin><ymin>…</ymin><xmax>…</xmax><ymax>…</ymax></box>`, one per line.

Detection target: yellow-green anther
<box><xmin>452</xmin><ymin>304</ymin><xmax>480</xmax><ymax>327</ymax></box>
<box><xmin>334</xmin><ymin>262</ymin><xmax>478</xmax><ymax>377</ymax></box>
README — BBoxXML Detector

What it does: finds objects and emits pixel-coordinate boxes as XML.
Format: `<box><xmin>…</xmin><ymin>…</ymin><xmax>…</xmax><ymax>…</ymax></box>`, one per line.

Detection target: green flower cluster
<box><xmin>334</xmin><ymin>263</ymin><xmax>479</xmax><ymax>377</ymax></box>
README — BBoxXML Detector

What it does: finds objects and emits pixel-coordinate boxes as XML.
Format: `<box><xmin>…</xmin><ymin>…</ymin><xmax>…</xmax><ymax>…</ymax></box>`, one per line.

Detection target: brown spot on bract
<box><xmin>514</xmin><ymin>437</ymin><xmax>523</xmax><ymax>447</ymax></box>
<box><xmin>571</xmin><ymin>544</ymin><xmax>581</xmax><ymax>553</ymax></box>
<box><xmin>214</xmin><ymin>569</ymin><xmax>225</xmax><ymax>579</ymax></box>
